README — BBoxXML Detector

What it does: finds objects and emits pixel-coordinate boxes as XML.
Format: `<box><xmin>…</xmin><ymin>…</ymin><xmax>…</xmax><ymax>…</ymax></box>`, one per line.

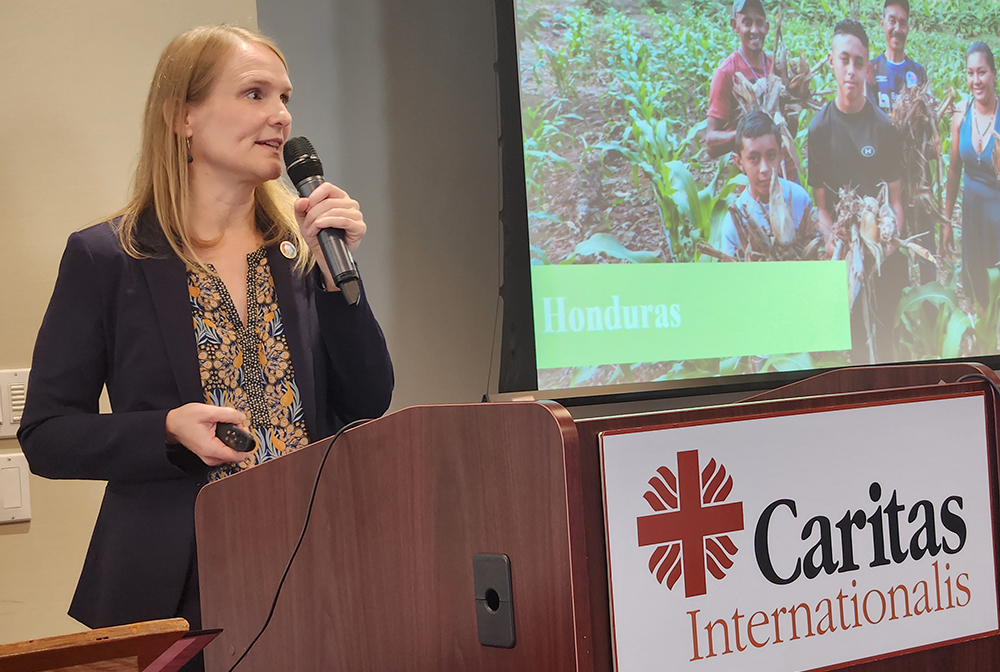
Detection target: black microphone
<box><xmin>283</xmin><ymin>136</ymin><xmax>361</xmax><ymax>305</ymax></box>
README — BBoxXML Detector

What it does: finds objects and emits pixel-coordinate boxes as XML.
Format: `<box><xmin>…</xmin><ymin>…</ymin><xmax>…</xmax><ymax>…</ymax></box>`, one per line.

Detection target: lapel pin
<box><xmin>280</xmin><ymin>241</ymin><xmax>297</xmax><ymax>259</ymax></box>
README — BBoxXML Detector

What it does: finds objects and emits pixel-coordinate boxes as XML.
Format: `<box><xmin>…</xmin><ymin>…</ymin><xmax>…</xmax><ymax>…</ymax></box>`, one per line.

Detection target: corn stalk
<box><xmin>697</xmin><ymin>171</ymin><xmax>823</xmax><ymax>262</ymax></box>
<box><xmin>833</xmin><ymin>184</ymin><xmax>938</xmax><ymax>361</ymax></box>
<box><xmin>889</xmin><ymin>82</ymin><xmax>953</xmax><ymax>228</ymax></box>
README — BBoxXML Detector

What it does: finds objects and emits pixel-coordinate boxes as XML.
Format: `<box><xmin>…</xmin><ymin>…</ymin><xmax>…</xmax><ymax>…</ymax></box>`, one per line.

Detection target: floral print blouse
<box><xmin>188</xmin><ymin>247</ymin><xmax>310</xmax><ymax>480</ymax></box>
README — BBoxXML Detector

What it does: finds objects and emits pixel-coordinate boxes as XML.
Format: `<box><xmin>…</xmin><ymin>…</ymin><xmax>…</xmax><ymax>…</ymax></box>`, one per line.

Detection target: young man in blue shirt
<box><xmin>720</xmin><ymin>111</ymin><xmax>812</xmax><ymax>257</ymax></box>
<box><xmin>868</xmin><ymin>0</ymin><xmax>936</xmax><ymax>282</ymax></box>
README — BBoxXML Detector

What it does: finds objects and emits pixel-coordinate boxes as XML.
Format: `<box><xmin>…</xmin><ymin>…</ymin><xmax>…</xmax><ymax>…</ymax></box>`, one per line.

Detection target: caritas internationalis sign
<box><xmin>600</xmin><ymin>395</ymin><xmax>999</xmax><ymax>671</ymax></box>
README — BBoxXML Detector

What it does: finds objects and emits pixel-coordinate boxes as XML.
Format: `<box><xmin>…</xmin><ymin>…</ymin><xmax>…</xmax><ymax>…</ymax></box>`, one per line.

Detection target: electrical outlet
<box><xmin>0</xmin><ymin>452</ymin><xmax>31</xmax><ymax>524</ymax></box>
<box><xmin>0</xmin><ymin>369</ymin><xmax>30</xmax><ymax>439</ymax></box>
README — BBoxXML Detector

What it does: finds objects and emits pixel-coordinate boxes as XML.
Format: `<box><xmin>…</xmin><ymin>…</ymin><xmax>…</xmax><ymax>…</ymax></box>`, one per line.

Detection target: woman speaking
<box><xmin>17</xmin><ymin>22</ymin><xmax>394</xmax><ymax>661</ymax></box>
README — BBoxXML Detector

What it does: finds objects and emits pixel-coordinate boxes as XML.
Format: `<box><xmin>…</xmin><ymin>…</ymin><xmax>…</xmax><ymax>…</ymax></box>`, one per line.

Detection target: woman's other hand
<box><xmin>165</xmin><ymin>403</ymin><xmax>249</xmax><ymax>466</ymax></box>
<box><xmin>941</xmin><ymin>220</ymin><xmax>955</xmax><ymax>255</ymax></box>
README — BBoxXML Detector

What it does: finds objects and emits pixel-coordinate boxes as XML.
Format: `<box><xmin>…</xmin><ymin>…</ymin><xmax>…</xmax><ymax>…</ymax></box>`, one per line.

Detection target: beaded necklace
<box><xmin>737</xmin><ymin>47</ymin><xmax>768</xmax><ymax>82</ymax></box>
<box><xmin>972</xmin><ymin>95</ymin><xmax>999</xmax><ymax>159</ymax></box>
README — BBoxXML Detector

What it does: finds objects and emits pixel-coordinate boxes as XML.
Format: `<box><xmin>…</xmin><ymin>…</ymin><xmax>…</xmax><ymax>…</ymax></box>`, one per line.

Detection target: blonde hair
<box><xmin>114</xmin><ymin>24</ymin><xmax>312</xmax><ymax>273</ymax></box>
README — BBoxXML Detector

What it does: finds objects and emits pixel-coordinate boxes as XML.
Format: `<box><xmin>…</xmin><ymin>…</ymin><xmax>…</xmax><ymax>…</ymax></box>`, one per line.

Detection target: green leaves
<box><xmin>719</xmin><ymin>356</ymin><xmax>752</xmax><ymax>376</ymax></box>
<box><xmin>516</xmin><ymin>6</ymin><xmax>549</xmax><ymax>44</ymax></box>
<box><xmin>668</xmin><ymin>159</ymin><xmax>707</xmax><ymax>238</ymax></box>
<box><xmin>894</xmin><ymin>281</ymin><xmax>960</xmax><ymax>319</ymax></box>
<box><xmin>529</xmin><ymin>244</ymin><xmax>552</xmax><ymax>266</ymax></box>
<box><xmin>567</xmin><ymin>232</ymin><xmax>661</xmax><ymax>264</ymax></box>
<box><xmin>596</xmin><ymin>113</ymin><xmax>720</xmax><ymax>260</ymax></box>
<box><xmin>909</xmin><ymin>0</ymin><xmax>1000</xmax><ymax>36</ymax></box>
<box><xmin>570</xmin><ymin>365</ymin><xmax>601</xmax><ymax>387</ymax></box>
<box><xmin>970</xmin><ymin>268</ymin><xmax>1000</xmax><ymax>356</ymax></box>
<box><xmin>521</xmin><ymin>98</ymin><xmax>578</xmax><ymax>202</ymax></box>
<box><xmin>762</xmin><ymin>353</ymin><xmax>815</xmax><ymax>373</ymax></box>
<box><xmin>894</xmin><ymin>281</ymin><xmax>972</xmax><ymax>360</ymax></box>
<box><xmin>523</xmin><ymin>149</ymin><xmax>571</xmax><ymax>167</ymax></box>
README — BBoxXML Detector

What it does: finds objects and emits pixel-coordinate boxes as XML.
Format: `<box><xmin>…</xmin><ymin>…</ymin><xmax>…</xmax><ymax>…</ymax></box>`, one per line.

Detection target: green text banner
<box><xmin>532</xmin><ymin>261</ymin><xmax>851</xmax><ymax>368</ymax></box>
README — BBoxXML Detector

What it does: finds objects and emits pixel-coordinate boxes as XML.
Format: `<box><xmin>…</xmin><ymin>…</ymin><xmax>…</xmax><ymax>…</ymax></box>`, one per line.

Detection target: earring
<box><xmin>186</xmin><ymin>137</ymin><xmax>193</xmax><ymax>164</ymax></box>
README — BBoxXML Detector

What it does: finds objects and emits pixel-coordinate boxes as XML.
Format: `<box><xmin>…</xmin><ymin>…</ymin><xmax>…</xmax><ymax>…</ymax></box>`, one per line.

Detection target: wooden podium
<box><xmin>195</xmin><ymin>362</ymin><xmax>1000</xmax><ymax>671</ymax></box>
<box><xmin>0</xmin><ymin>619</ymin><xmax>189</xmax><ymax>672</ymax></box>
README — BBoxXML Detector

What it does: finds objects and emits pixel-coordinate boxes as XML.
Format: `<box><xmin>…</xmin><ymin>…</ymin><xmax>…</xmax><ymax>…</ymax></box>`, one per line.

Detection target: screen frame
<box><xmin>496</xmin><ymin>0</ymin><xmax>539</xmax><ymax>395</ymax></box>
<box><xmin>492</xmin><ymin>0</ymin><xmax>1000</xmax><ymax>402</ymax></box>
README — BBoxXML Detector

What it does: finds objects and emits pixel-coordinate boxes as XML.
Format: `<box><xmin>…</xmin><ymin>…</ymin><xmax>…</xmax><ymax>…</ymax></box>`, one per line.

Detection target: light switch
<box><xmin>0</xmin><ymin>369</ymin><xmax>30</xmax><ymax>439</ymax></box>
<box><xmin>9</xmin><ymin>383</ymin><xmax>25</xmax><ymax>423</ymax></box>
<box><xmin>0</xmin><ymin>452</ymin><xmax>31</xmax><ymax>524</ymax></box>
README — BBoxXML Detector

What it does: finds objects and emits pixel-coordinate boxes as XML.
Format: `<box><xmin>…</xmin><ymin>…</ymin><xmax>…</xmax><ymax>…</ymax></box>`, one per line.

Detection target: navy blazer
<box><xmin>19</xmin><ymin>215</ymin><xmax>393</xmax><ymax>628</ymax></box>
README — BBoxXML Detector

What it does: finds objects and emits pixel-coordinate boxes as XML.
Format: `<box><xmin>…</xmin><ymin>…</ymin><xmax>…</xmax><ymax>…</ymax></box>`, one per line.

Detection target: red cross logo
<box><xmin>637</xmin><ymin>450</ymin><xmax>744</xmax><ymax>597</ymax></box>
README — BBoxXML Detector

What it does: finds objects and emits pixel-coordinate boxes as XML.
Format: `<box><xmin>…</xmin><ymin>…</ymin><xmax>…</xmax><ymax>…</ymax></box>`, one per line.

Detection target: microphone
<box><xmin>283</xmin><ymin>136</ymin><xmax>361</xmax><ymax>305</ymax></box>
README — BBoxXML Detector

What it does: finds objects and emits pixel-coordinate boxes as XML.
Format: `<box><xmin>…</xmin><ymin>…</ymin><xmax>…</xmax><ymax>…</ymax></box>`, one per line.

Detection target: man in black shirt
<box><xmin>808</xmin><ymin>19</ymin><xmax>906</xmax><ymax>364</ymax></box>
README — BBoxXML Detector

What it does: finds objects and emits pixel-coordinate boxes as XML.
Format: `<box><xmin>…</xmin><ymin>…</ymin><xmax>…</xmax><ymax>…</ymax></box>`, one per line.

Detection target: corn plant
<box><xmin>970</xmin><ymin>269</ymin><xmax>1000</xmax><ymax>356</ymax></box>
<box><xmin>563</xmin><ymin>6</ymin><xmax>596</xmax><ymax>64</ymax></box>
<box><xmin>910</xmin><ymin>0</ymin><xmax>1000</xmax><ymax>36</ymax></box>
<box><xmin>616</xmin><ymin>74</ymin><xmax>671</xmax><ymax>129</ymax></box>
<box><xmin>537</xmin><ymin>44</ymin><xmax>578</xmax><ymax>100</ymax></box>
<box><xmin>522</xmin><ymin>99</ymin><xmax>579</xmax><ymax>202</ymax></box>
<box><xmin>602</xmin><ymin>10</ymin><xmax>659</xmax><ymax>82</ymax></box>
<box><xmin>593</xmin><ymin>119</ymin><xmax>688</xmax><ymax>256</ymax></box>
<box><xmin>533</xmin><ymin>6</ymin><xmax>600</xmax><ymax>100</ymax></box>
<box><xmin>893</xmin><ymin>279</ymin><xmax>972</xmax><ymax>360</ymax></box>
<box><xmin>646</xmin><ymin>9</ymin><xmax>728</xmax><ymax>119</ymax></box>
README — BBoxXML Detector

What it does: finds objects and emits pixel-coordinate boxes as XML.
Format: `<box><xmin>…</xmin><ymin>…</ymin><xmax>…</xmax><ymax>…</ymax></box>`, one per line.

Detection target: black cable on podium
<box><xmin>957</xmin><ymin>372</ymin><xmax>1000</xmax><ymax>398</ymax></box>
<box><xmin>227</xmin><ymin>417</ymin><xmax>372</xmax><ymax>671</ymax></box>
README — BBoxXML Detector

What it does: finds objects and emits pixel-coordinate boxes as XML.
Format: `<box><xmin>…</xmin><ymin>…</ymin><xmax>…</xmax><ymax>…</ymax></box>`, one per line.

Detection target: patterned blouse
<box><xmin>188</xmin><ymin>247</ymin><xmax>310</xmax><ymax>480</ymax></box>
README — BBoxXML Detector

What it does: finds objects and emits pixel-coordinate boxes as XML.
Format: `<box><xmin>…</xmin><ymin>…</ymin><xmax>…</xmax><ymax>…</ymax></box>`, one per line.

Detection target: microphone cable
<box><xmin>957</xmin><ymin>372</ymin><xmax>1000</xmax><ymax>398</ymax></box>
<box><xmin>226</xmin><ymin>417</ymin><xmax>372</xmax><ymax>671</ymax></box>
